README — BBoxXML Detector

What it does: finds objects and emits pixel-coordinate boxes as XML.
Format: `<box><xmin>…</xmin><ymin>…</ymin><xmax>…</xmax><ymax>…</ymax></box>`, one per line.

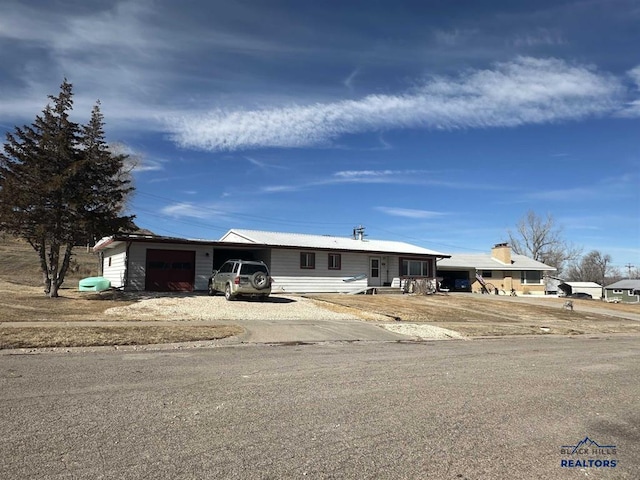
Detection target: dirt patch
<box><xmin>309</xmin><ymin>293</ymin><xmax>640</xmax><ymax>337</ymax></box>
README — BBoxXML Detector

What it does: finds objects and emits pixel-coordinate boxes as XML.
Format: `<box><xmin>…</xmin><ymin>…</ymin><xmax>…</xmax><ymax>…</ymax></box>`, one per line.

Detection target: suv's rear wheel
<box><xmin>224</xmin><ymin>283</ymin><xmax>235</xmax><ymax>301</ymax></box>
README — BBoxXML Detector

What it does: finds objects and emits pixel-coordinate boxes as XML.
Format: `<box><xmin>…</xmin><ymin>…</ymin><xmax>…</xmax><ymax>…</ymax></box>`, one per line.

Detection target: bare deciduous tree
<box><xmin>566</xmin><ymin>250</ymin><xmax>613</xmax><ymax>285</ymax></box>
<box><xmin>507</xmin><ymin>211</ymin><xmax>581</xmax><ymax>274</ymax></box>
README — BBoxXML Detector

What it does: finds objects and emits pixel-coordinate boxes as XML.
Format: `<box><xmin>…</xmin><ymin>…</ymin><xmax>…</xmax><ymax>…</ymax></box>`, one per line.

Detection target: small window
<box><xmin>481</xmin><ymin>270</ymin><xmax>493</xmax><ymax>278</ymax></box>
<box><xmin>520</xmin><ymin>271</ymin><xmax>542</xmax><ymax>284</ymax></box>
<box><xmin>328</xmin><ymin>253</ymin><xmax>341</xmax><ymax>270</ymax></box>
<box><xmin>300</xmin><ymin>252</ymin><xmax>315</xmax><ymax>269</ymax></box>
<box><xmin>148</xmin><ymin>261</ymin><xmax>168</xmax><ymax>270</ymax></box>
<box><xmin>612</xmin><ymin>289</ymin><xmax>623</xmax><ymax>294</ymax></box>
<box><xmin>172</xmin><ymin>262</ymin><xmax>192</xmax><ymax>270</ymax></box>
<box><xmin>401</xmin><ymin>259</ymin><xmax>431</xmax><ymax>277</ymax></box>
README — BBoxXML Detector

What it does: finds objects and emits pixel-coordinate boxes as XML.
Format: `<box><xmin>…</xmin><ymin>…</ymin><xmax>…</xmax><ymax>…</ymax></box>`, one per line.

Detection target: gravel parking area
<box><xmin>103</xmin><ymin>294</ymin><xmax>388</xmax><ymax>322</ymax></box>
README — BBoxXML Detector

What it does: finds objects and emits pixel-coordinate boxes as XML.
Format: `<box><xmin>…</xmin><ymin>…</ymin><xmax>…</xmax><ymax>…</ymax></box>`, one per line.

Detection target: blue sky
<box><xmin>1</xmin><ymin>0</ymin><xmax>639</xmax><ymax>270</ymax></box>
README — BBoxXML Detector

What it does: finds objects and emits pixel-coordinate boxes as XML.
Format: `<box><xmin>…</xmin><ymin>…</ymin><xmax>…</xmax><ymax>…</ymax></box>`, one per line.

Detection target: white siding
<box><xmin>101</xmin><ymin>243</ymin><xmax>127</xmax><ymax>288</ymax></box>
<box><xmin>570</xmin><ymin>286</ymin><xmax>603</xmax><ymax>299</ymax></box>
<box><xmin>128</xmin><ymin>243</ymin><xmax>214</xmax><ymax>291</ymax></box>
<box><xmin>270</xmin><ymin>249</ymin><xmax>383</xmax><ymax>293</ymax></box>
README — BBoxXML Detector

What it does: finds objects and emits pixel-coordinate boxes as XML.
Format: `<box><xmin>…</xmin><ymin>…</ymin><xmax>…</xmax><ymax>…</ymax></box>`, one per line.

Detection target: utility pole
<box><xmin>625</xmin><ymin>264</ymin><xmax>634</xmax><ymax>278</ymax></box>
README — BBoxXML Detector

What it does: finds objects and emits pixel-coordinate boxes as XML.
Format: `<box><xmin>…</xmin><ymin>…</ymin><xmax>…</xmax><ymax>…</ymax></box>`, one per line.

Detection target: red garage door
<box><xmin>145</xmin><ymin>249</ymin><xmax>196</xmax><ymax>292</ymax></box>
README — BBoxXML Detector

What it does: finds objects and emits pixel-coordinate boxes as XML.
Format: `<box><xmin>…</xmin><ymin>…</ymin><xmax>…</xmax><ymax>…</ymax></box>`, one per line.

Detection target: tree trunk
<box><xmin>31</xmin><ymin>240</ymin><xmax>52</xmax><ymax>294</ymax></box>
<box><xmin>48</xmin><ymin>242</ymin><xmax>61</xmax><ymax>298</ymax></box>
<box><xmin>55</xmin><ymin>244</ymin><xmax>74</xmax><ymax>293</ymax></box>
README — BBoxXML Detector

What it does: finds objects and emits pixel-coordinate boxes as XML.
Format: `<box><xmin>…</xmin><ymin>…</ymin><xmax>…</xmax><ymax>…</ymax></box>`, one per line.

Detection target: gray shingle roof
<box><xmin>437</xmin><ymin>253</ymin><xmax>555</xmax><ymax>271</ymax></box>
<box><xmin>220</xmin><ymin>229</ymin><xmax>449</xmax><ymax>257</ymax></box>
<box><xmin>604</xmin><ymin>279</ymin><xmax>640</xmax><ymax>289</ymax></box>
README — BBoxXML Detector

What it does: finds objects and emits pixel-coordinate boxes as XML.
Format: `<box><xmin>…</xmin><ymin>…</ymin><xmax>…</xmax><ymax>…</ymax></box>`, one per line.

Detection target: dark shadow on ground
<box><xmin>237</xmin><ymin>296</ymin><xmax>296</xmax><ymax>304</ymax></box>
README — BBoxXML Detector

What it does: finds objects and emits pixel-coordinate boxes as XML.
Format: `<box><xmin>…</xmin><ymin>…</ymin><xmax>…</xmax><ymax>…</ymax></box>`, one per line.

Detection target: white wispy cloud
<box><xmin>160</xmin><ymin>202</ymin><xmax>212</xmax><ymax>219</ymax></box>
<box><xmin>109</xmin><ymin>143</ymin><xmax>166</xmax><ymax>173</ymax></box>
<box><xmin>169</xmin><ymin>57</ymin><xmax>626</xmax><ymax>152</ymax></box>
<box><xmin>509</xmin><ymin>28</ymin><xmax>565</xmax><ymax>47</ymax></box>
<box><xmin>618</xmin><ymin>65</ymin><xmax>640</xmax><ymax>117</ymax></box>
<box><xmin>245</xmin><ymin>156</ymin><xmax>287</xmax><ymax>170</ymax></box>
<box><xmin>261</xmin><ymin>168</ymin><xmax>514</xmax><ymax>194</ymax></box>
<box><xmin>343</xmin><ymin>68</ymin><xmax>360</xmax><ymax>90</ymax></box>
<box><xmin>333</xmin><ymin>169</ymin><xmax>427</xmax><ymax>182</ymax></box>
<box><xmin>375</xmin><ymin>207</ymin><xmax>447</xmax><ymax>219</ymax></box>
<box><xmin>525</xmin><ymin>172</ymin><xmax>639</xmax><ymax>201</ymax></box>
<box><xmin>159</xmin><ymin>199</ymin><xmax>262</xmax><ymax>222</ymax></box>
<box><xmin>432</xmin><ymin>28</ymin><xmax>475</xmax><ymax>47</ymax></box>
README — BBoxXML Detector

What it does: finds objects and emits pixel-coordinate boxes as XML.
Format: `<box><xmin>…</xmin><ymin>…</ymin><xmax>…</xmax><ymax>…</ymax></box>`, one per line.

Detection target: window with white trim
<box><xmin>520</xmin><ymin>271</ymin><xmax>542</xmax><ymax>284</ymax></box>
<box><xmin>300</xmin><ymin>252</ymin><xmax>315</xmax><ymax>269</ymax></box>
<box><xmin>328</xmin><ymin>253</ymin><xmax>341</xmax><ymax>270</ymax></box>
<box><xmin>401</xmin><ymin>259</ymin><xmax>431</xmax><ymax>277</ymax></box>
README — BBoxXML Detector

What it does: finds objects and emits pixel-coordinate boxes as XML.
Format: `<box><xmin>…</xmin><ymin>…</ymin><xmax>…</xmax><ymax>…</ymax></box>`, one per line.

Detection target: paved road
<box><xmin>1</xmin><ymin>335</ymin><xmax>638</xmax><ymax>479</ymax></box>
<box><xmin>229</xmin><ymin>316</ymin><xmax>409</xmax><ymax>343</ymax></box>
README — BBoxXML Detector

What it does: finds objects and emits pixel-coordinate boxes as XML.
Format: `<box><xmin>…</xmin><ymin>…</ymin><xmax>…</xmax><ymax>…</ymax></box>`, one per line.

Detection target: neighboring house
<box><xmin>603</xmin><ymin>279</ymin><xmax>640</xmax><ymax>303</ymax></box>
<box><xmin>544</xmin><ymin>276</ymin><xmax>562</xmax><ymax>295</ymax></box>
<box><xmin>557</xmin><ymin>281</ymin><xmax>603</xmax><ymax>299</ymax></box>
<box><xmin>93</xmin><ymin>228</ymin><xmax>450</xmax><ymax>293</ymax></box>
<box><xmin>436</xmin><ymin>243</ymin><xmax>556</xmax><ymax>295</ymax></box>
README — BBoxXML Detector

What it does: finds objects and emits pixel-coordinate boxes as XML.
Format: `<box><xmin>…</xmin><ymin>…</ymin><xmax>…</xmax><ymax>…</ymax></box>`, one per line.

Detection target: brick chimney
<box><xmin>492</xmin><ymin>243</ymin><xmax>512</xmax><ymax>264</ymax></box>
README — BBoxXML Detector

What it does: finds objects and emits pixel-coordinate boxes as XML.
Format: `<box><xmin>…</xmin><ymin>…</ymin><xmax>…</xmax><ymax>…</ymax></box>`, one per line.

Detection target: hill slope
<box><xmin>0</xmin><ymin>235</ymin><xmax>100</xmax><ymax>287</ymax></box>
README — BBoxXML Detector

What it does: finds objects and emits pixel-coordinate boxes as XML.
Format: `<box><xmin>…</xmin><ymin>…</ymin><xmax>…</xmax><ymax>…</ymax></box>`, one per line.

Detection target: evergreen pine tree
<box><xmin>0</xmin><ymin>80</ymin><xmax>135</xmax><ymax>297</ymax></box>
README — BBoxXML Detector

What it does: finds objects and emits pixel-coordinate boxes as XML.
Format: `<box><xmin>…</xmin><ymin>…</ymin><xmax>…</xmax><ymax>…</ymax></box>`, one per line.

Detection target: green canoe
<box><xmin>79</xmin><ymin>276</ymin><xmax>111</xmax><ymax>292</ymax></box>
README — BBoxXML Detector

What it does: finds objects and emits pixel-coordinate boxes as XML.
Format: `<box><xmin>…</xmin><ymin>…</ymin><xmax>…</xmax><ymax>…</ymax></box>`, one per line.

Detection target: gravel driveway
<box><xmin>103</xmin><ymin>293</ymin><xmax>464</xmax><ymax>342</ymax></box>
<box><xmin>104</xmin><ymin>294</ymin><xmax>385</xmax><ymax>321</ymax></box>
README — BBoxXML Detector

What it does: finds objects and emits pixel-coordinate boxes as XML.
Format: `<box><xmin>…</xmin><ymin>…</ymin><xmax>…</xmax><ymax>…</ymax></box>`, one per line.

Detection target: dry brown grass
<box><xmin>0</xmin><ymin>325</ymin><xmax>243</xmax><ymax>349</ymax></box>
<box><xmin>0</xmin><ymin>281</ymin><xmax>138</xmax><ymax>322</ymax></box>
<box><xmin>310</xmin><ymin>293</ymin><xmax>640</xmax><ymax>337</ymax></box>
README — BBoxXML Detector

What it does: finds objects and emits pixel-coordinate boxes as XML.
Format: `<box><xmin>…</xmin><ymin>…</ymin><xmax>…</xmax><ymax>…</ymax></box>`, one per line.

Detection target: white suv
<box><xmin>208</xmin><ymin>259</ymin><xmax>271</xmax><ymax>301</ymax></box>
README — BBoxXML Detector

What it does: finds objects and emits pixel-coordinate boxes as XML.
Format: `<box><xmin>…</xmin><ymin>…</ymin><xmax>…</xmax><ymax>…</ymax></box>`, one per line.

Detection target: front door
<box><xmin>369</xmin><ymin>257</ymin><xmax>381</xmax><ymax>287</ymax></box>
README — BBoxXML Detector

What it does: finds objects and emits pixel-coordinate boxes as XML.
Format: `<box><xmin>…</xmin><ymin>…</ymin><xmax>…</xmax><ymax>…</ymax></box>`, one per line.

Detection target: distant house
<box><xmin>436</xmin><ymin>243</ymin><xmax>556</xmax><ymax>295</ymax></box>
<box><xmin>557</xmin><ymin>281</ymin><xmax>603</xmax><ymax>299</ymax></box>
<box><xmin>93</xmin><ymin>228</ymin><xmax>450</xmax><ymax>293</ymax></box>
<box><xmin>603</xmin><ymin>279</ymin><xmax>640</xmax><ymax>303</ymax></box>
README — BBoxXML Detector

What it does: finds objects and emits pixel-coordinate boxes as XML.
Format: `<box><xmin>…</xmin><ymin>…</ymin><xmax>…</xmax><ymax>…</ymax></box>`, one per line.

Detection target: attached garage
<box><xmin>145</xmin><ymin>249</ymin><xmax>196</xmax><ymax>292</ymax></box>
<box><xmin>94</xmin><ymin>234</ymin><xmax>270</xmax><ymax>292</ymax></box>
